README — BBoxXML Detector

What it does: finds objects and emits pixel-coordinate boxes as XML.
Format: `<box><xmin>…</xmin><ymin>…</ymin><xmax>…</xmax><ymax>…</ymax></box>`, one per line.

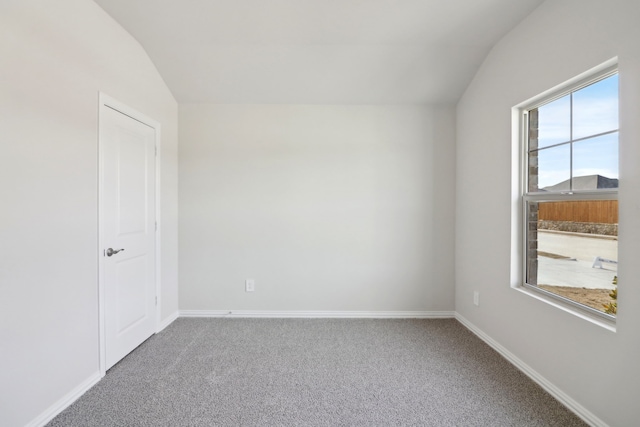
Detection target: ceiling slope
<box><xmin>93</xmin><ymin>0</ymin><xmax>544</xmax><ymax>104</ymax></box>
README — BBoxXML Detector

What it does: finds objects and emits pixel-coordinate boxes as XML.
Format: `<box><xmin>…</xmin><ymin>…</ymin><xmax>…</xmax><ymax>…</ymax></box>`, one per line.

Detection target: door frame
<box><xmin>97</xmin><ymin>93</ymin><xmax>162</xmax><ymax>376</ymax></box>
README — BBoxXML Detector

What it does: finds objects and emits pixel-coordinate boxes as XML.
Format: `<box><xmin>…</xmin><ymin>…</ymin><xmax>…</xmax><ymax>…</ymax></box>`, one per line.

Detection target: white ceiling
<box><xmin>94</xmin><ymin>0</ymin><xmax>544</xmax><ymax>104</ymax></box>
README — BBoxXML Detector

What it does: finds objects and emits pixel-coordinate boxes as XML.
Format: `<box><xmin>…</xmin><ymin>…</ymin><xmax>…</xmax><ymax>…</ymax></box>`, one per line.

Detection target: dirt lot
<box><xmin>539</xmin><ymin>285</ymin><xmax>613</xmax><ymax>313</ymax></box>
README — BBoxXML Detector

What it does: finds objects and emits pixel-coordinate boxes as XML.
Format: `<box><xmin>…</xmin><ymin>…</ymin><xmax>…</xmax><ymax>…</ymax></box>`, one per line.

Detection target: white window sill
<box><xmin>513</xmin><ymin>285</ymin><xmax>616</xmax><ymax>332</ymax></box>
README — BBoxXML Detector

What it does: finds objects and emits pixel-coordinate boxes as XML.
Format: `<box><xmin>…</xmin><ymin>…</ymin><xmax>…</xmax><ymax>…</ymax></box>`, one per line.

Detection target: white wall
<box><xmin>456</xmin><ymin>0</ymin><xmax>640</xmax><ymax>425</ymax></box>
<box><xmin>179</xmin><ymin>105</ymin><xmax>455</xmax><ymax>313</ymax></box>
<box><xmin>0</xmin><ymin>1</ymin><xmax>179</xmax><ymax>426</ymax></box>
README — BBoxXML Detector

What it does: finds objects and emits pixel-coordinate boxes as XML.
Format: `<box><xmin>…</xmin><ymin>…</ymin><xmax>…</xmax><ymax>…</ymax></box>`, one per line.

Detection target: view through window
<box><xmin>524</xmin><ymin>71</ymin><xmax>618</xmax><ymax>317</ymax></box>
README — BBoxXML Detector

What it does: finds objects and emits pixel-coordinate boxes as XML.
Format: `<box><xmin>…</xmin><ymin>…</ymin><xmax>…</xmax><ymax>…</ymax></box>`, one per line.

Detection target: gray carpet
<box><xmin>48</xmin><ymin>319</ymin><xmax>586</xmax><ymax>426</ymax></box>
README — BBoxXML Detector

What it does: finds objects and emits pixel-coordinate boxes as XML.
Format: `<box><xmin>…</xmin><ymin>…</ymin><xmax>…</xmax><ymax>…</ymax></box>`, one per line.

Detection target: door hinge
<box><xmin>154</xmin><ymin>146</ymin><xmax>157</xmax><ymax>156</ymax></box>
<box><xmin>155</xmin><ymin>221</ymin><xmax>158</xmax><ymax>231</ymax></box>
<box><xmin>155</xmin><ymin>296</ymin><xmax>158</xmax><ymax>306</ymax></box>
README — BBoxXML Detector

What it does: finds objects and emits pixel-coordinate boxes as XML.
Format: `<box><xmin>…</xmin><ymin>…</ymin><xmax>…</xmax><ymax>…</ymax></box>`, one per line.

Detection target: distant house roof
<box><xmin>543</xmin><ymin>175</ymin><xmax>618</xmax><ymax>192</ymax></box>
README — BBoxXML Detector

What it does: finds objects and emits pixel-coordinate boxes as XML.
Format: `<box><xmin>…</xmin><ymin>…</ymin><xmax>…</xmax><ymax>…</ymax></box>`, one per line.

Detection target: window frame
<box><xmin>514</xmin><ymin>62</ymin><xmax>619</xmax><ymax>326</ymax></box>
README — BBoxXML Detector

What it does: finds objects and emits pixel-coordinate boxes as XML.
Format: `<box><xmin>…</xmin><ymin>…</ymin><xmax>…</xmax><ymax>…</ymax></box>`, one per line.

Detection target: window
<box><xmin>521</xmin><ymin>67</ymin><xmax>619</xmax><ymax>319</ymax></box>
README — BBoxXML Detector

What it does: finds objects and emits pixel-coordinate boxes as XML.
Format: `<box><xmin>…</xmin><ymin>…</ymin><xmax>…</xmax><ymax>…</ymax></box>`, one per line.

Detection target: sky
<box><xmin>533</xmin><ymin>74</ymin><xmax>619</xmax><ymax>189</ymax></box>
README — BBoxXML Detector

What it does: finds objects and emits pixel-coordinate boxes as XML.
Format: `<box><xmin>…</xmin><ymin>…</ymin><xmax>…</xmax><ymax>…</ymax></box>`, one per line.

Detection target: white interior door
<box><xmin>101</xmin><ymin>104</ymin><xmax>157</xmax><ymax>370</ymax></box>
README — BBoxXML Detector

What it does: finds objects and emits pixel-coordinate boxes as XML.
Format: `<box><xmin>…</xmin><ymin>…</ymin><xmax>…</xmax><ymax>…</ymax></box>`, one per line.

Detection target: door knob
<box><xmin>106</xmin><ymin>248</ymin><xmax>125</xmax><ymax>257</ymax></box>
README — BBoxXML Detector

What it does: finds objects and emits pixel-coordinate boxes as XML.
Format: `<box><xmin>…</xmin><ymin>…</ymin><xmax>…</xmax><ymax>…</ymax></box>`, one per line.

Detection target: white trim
<box><xmin>157</xmin><ymin>311</ymin><xmax>179</xmax><ymax>332</ymax></box>
<box><xmin>179</xmin><ymin>310</ymin><xmax>455</xmax><ymax>319</ymax></box>
<box><xmin>514</xmin><ymin>58</ymin><xmax>618</xmax><ymax>111</ymax></box>
<box><xmin>98</xmin><ymin>92</ymin><xmax>162</xmax><ymax>375</ymax></box>
<box><xmin>153</xmin><ymin>123</ymin><xmax>163</xmax><ymax>332</ymax></box>
<box><xmin>454</xmin><ymin>313</ymin><xmax>609</xmax><ymax>427</ymax></box>
<box><xmin>513</xmin><ymin>286</ymin><xmax>616</xmax><ymax>332</ymax></box>
<box><xmin>26</xmin><ymin>372</ymin><xmax>101</xmax><ymax>427</ymax></box>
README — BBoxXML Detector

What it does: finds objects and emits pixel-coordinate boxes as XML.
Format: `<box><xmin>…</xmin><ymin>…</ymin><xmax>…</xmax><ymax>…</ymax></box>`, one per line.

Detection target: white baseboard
<box><xmin>157</xmin><ymin>310</ymin><xmax>179</xmax><ymax>332</ymax></box>
<box><xmin>26</xmin><ymin>371</ymin><xmax>102</xmax><ymax>427</ymax></box>
<box><xmin>454</xmin><ymin>313</ymin><xmax>607</xmax><ymax>427</ymax></box>
<box><xmin>180</xmin><ymin>310</ymin><xmax>455</xmax><ymax>319</ymax></box>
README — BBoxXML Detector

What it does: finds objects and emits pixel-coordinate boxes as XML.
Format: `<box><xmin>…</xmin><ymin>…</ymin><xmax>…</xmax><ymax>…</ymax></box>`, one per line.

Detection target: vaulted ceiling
<box><xmin>94</xmin><ymin>0</ymin><xmax>544</xmax><ymax>104</ymax></box>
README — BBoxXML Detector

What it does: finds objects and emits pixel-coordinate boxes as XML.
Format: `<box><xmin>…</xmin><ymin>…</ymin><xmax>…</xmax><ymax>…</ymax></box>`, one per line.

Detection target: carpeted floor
<box><xmin>48</xmin><ymin>318</ymin><xmax>586</xmax><ymax>426</ymax></box>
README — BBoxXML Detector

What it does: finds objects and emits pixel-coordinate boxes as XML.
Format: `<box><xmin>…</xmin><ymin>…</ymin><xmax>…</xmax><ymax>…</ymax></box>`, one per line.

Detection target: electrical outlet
<box><xmin>473</xmin><ymin>291</ymin><xmax>480</xmax><ymax>307</ymax></box>
<box><xmin>245</xmin><ymin>279</ymin><xmax>255</xmax><ymax>292</ymax></box>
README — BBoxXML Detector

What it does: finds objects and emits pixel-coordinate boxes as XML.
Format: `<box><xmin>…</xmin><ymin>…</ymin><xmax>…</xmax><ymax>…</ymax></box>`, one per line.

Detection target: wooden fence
<box><xmin>538</xmin><ymin>200</ymin><xmax>618</xmax><ymax>224</ymax></box>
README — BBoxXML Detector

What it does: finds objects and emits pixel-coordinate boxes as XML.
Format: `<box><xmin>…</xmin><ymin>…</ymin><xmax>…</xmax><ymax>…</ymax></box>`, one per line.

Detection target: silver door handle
<box><xmin>106</xmin><ymin>248</ymin><xmax>125</xmax><ymax>257</ymax></box>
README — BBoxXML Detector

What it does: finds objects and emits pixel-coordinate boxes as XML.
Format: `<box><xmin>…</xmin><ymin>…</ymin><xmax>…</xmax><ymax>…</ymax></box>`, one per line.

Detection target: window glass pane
<box><xmin>530</xmin><ymin>144</ymin><xmax>570</xmax><ymax>191</ymax></box>
<box><xmin>573</xmin><ymin>132</ymin><xmax>619</xmax><ymax>189</ymax></box>
<box><xmin>573</xmin><ymin>74</ymin><xmax>619</xmax><ymax>140</ymax></box>
<box><xmin>536</xmin><ymin>95</ymin><xmax>571</xmax><ymax>148</ymax></box>
<box><xmin>526</xmin><ymin>200</ymin><xmax>618</xmax><ymax>315</ymax></box>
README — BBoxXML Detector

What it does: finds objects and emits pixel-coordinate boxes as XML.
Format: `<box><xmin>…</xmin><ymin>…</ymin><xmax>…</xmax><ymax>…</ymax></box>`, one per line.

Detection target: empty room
<box><xmin>2</xmin><ymin>0</ymin><xmax>640</xmax><ymax>426</ymax></box>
